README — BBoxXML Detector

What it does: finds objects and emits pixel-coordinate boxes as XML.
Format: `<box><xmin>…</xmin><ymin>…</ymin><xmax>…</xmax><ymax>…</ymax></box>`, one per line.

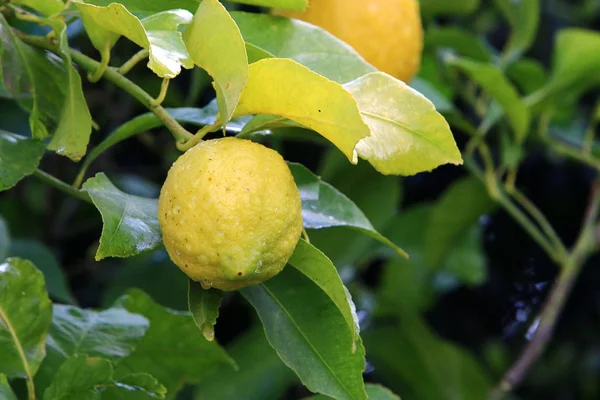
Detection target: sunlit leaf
<box><xmin>0</xmin><ymin>258</ymin><xmax>52</xmax><ymax>379</ymax></box>
<box><xmin>241</xmin><ymin>267</ymin><xmax>367</xmax><ymax>400</ymax></box>
<box><xmin>10</xmin><ymin>0</ymin><xmax>64</xmax><ymax>15</ymax></box>
<box><xmin>184</xmin><ymin>0</ymin><xmax>248</xmax><ymax>123</ymax></box>
<box><xmin>233</xmin><ymin>58</ymin><xmax>370</xmax><ymax>163</ymax></box>
<box><xmin>344</xmin><ymin>72</ymin><xmax>463</xmax><ymax>175</ymax></box>
<box><xmin>0</xmin><ymin>131</ymin><xmax>45</xmax><ymax>191</ymax></box>
<box><xmin>82</xmin><ymin>0</ymin><xmax>307</xmax><ymax>13</ymax></box>
<box><xmin>81</xmin><ymin>173</ymin><xmax>161</xmax><ymax>260</ymax></box>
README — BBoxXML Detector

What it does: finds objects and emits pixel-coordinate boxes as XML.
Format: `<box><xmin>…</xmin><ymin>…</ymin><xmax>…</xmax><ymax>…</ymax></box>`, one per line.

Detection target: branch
<box><xmin>33</xmin><ymin>169</ymin><xmax>92</xmax><ymax>203</ymax></box>
<box><xmin>489</xmin><ymin>180</ymin><xmax>600</xmax><ymax>399</ymax></box>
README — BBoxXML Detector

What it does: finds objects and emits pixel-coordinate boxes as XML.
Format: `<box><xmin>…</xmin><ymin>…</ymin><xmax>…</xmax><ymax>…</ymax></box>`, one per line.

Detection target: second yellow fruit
<box><xmin>277</xmin><ymin>0</ymin><xmax>423</xmax><ymax>82</ymax></box>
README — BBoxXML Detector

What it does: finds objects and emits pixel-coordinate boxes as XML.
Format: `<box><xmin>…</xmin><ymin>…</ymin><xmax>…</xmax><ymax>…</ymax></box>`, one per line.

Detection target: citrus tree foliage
<box><xmin>1</xmin><ymin>0</ymin><xmax>599</xmax><ymax>399</ymax></box>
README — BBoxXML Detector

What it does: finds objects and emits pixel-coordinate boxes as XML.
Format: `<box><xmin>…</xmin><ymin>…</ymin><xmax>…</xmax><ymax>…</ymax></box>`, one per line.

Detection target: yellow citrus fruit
<box><xmin>158</xmin><ymin>137</ymin><xmax>303</xmax><ymax>291</ymax></box>
<box><xmin>276</xmin><ymin>0</ymin><xmax>423</xmax><ymax>82</ymax></box>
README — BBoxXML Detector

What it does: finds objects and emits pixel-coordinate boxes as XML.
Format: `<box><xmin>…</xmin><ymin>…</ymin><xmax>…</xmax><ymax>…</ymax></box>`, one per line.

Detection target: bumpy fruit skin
<box><xmin>158</xmin><ymin>137</ymin><xmax>303</xmax><ymax>291</ymax></box>
<box><xmin>277</xmin><ymin>0</ymin><xmax>423</xmax><ymax>82</ymax></box>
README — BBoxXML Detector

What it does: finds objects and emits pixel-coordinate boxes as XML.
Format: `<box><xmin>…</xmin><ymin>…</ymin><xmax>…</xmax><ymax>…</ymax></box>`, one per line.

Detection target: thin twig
<box><xmin>33</xmin><ymin>169</ymin><xmax>92</xmax><ymax>203</ymax></box>
<box><xmin>117</xmin><ymin>48</ymin><xmax>149</xmax><ymax>75</ymax></box>
<box><xmin>489</xmin><ymin>180</ymin><xmax>600</xmax><ymax>399</ymax></box>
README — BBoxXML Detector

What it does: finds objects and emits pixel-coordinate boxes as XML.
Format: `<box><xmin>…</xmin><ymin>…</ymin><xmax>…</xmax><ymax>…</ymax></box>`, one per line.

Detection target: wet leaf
<box><xmin>81</xmin><ymin>173</ymin><xmax>161</xmax><ymax>261</ymax></box>
<box><xmin>0</xmin><ymin>132</ymin><xmax>45</xmax><ymax>191</ymax></box>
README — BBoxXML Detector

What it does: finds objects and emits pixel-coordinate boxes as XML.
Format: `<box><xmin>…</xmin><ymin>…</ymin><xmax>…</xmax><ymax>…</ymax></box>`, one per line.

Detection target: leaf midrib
<box><xmin>0</xmin><ymin>305</ymin><xmax>33</xmax><ymax>381</ymax></box>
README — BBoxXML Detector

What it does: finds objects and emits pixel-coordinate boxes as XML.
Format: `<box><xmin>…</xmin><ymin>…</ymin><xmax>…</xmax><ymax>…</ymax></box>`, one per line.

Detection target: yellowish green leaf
<box><xmin>233</xmin><ymin>58</ymin><xmax>370</xmax><ymax>163</ymax></box>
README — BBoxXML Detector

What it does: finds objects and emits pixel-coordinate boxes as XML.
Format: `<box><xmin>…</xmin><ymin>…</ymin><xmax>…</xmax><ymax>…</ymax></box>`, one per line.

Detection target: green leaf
<box><xmin>288</xmin><ymin>162</ymin><xmax>406</xmax><ymax>257</ymax></box>
<box><xmin>364</xmin><ymin>316</ymin><xmax>491</xmax><ymax>400</ymax></box>
<box><xmin>241</xmin><ymin>267</ymin><xmax>367</xmax><ymax>400</ymax></box>
<box><xmin>343</xmin><ymin>72</ymin><xmax>463</xmax><ymax>175</ymax></box>
<box><xmin>81</xmin><ymin>173</ymin><xmax>161</xmax><ymax>261</ymax></box>
<box><xmin>35</xmin><ymin>304</ymin><xmax>149</xmax><ymax>395</ymax></box>
<box><xmin>10</xmin><ymin>0</ymin><xmax>64</xmax><ymax>16</ymax></box>
<box><xmin>194</xmin><ymin>328</ymin><xmax>297</xmax><ymax>400</ymax></box>
<box><xmin>43</xmin><ymin>355</ymin><xmax>166</xmax><ymax>400</ymax></box>
<box><xmin>184</xmin><ymin>0</ymin><xmax>248</xmax><ymax>123</ymax></box>
<box><xmin>0</xmin><ymin>215</ymin><xmax>8</xmax><ymax>260</ymax></box>
<box><xmin>420</xmin><ymin>0</ymin><xmax>479</xmax><ymax>15</ymax></box>
<box><xmin>448</xmin><ymin>57</ymin><xmax>530</xmax><ymax>141</ymax></box>
<box><xmin>0</xmin><ymin>374</ymin><xmax>17</xmax><ymax>400</ymax></box>
<box><xmin>187</xmin><ymin>280</ymin><xmax>223</xmax><ymax>341</ymax></box>
<box><xmin>309</xmin><ymin>384</ymin><xmax>401</xmax><ymax>400</ymax></box>
<box><xmin>75</xmin><ymin>4</ymin><xmax>193</xmax><ymax>78</ymax></box>
<box><xmin>231</xmin><ymin>0</ymin><xmax>307</xmax><ymax>10</ymax></box>
<box><xmin>114</xmin><ymin>289</ymin><xmax>235</xmax><ymax>397</ymax></box>
<box><xmin>495</xmin><ymin>0</ymin><xmax>540</xmax><ymax>62</ymax></box>
<box><xmin>232</xmin><ymin>12</ymin><xmax>374</xmax><ymax>83</ymax></box>
<box><xmin>102</xmin><ymin>249</ymin><xmax>188</xmax><ymax>311</ymax></box>
<box><xmin>425</xmin><ymin>27</ymin><xmax>491</xmax><ymax>62</ymax></box>
<box><xmin>45</xmin><ymin>21</ymin><xmax>93</xmax><ymax>162</ymax></box>
<box><xmin>424</xmin><ymin>177</ymin><xmax>496</xmax><ymax>269</ymax></box>
<box><xmin>0</xmin><ymin>15</ymin><xmax>68</xmax><ymax>138</ymax></box>
<box><xmin>410</xmin><ymin>78</ymin><xmax>454</xmax><ymax>114</ymax></box>
<box><xmin>43</xmin><ymin>355</ymin><xmax>113</xmax><ymax>400</ymax></box>
<box><xmin>8</xmin><ymin>240</ymin><xmax>76</xmax><ymax>304</ymax></box>
<box><xmin>0</xmin><ymin>132</ymin><xmax>45</xmax><ymax>191</ymax></box>
<box><xmin>0</xmin><ymin>258</ymin><xmax>52</xmax><ymax>379</ymax></box>
<box><xmin>506</xmin><ymin>58</ymin><xmax>547</xmax><ymax>94</ymax></box>
<box><xmin>289</xmin><ymin>240</ymin><xmax>360</xmax><ymax>346</ymax></box>
<box><xmin>83</xmin><ymin>0</ymin><xmax>307</xmax><ymax>13</ymax></box>
<box><xmin>232</xmin><ymin>58</ymin><xmax>370</xmax><ymax>163</ymax></box>
<box><xmin>444</xmin><ymin>226</ymin><xmax>487</xmax><ymax>286</ymax></box>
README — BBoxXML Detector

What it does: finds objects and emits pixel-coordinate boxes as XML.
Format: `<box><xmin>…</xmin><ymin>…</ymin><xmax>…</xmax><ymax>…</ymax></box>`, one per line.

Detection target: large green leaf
<box><xmin>233</xmin><ymin>58</ymin><xmax>369</xmax><ymax>163</ymax></box>
<box><xmin>0</xmin><ymin>15</ymin><xmax>67</xmax><ymax>138</ymax></box>
<box><xmin>8</xmin><ymin>240</ymin><xmax>75</xmax><ymax>304</ymax></box>
<box><xmin>364</xmin><ymin>316</ymin><xmax>491</xmax><ymax>400</ymax></box>
<box><xmin>0</xmin><ymin>258</ymin><xmax>52</xmax><ymax>379</ymax></box>
<box><xmin>424</xmin><ymin>177</ymin><xmax>496</xmax><ymax>269</ymax></box>
<box><xmin>344</xmin><ymin>72</ymin><xmax>463</xmax><ymax>175</ymax></box>
<box><xmin>448</xmin><ymin>57</ymin><xmax>530</xmax><ymax>141</ymax></box>
<box><xmin>114</xmin><ymin>289</ymin><xmax>235</xmax><ymax>397</ymax></box>
<box><xmin>81</xmin><ymin>173</ymin><xmax>161</xmax><ymax>261</ymax></box>
<box><xmin>289</xmin><ymin>162</ymin><xmax>406</xmax><ymax>257</ymax></box>
<box><xmin>75</xmin><ymin>3</ymin><xmax>193</xmax><ymax>78</ymax></box>
<box><xmin>0</xmin><ymin>374</ymin><xmax>17</xmax><ymax>400</ymax></box>
<box><xmin>241</xmin><ymin>267</ymin><xmax>367</xmax><ymax>400</ymax></box>
<box><xmin>309</xmin><ymin>384</ymin><xmax>401</xmax><ymax>400</ymax></box>
<box><xmin>10</xmin><ymin>0</ymin><xmax>64</xmax><ymax>15</ymax></box>
<box><xmin>184</xmin><ymin>0</ymin><xmax>248</xmax><ymax>123</ymax></box>
<box><xmin>495</xmin><ymin>0</ymin><xmax>540</xmax><ymax>62</ymax></box>
<box><xmin>42</xmin><ymin>355</ymin><xmax>166</xmax><ymax>400</ymax></box>
<box><xmin>35</xmin><ymin>304</ymin><xmax>149</xmax><ymax>395</ymax></box>
<box><xmin>187</xmin><ymin>280</ymin><xmax>223</xmax><ymax>341</ymax></box>
<box><xmin>288</xmin><ymin>240</ymin><xmax>360</xmax><ymax>346</ymax></box>
<box><xmin>45</xmin><ymin>21</ymin><xmax>93</xmax><ymax>162</ymax></box>
<box><xmin>0</xmin><ymin>131</ymin><xmax>45</xmax><ymax>191</ymax></box>
<box><xmin>195</xmin><ymin>328</ymin><xmax>297</xmax><ymax>400</ymax></box>
<box><xmin>232</xmin><ymin>12</ymin><xmax>374</xmax><ymax>83</ymax></box>
<box><xmin>507</xmin><ymin>58</ymin><xmax>547</xmax><ymax>94</ymax></box>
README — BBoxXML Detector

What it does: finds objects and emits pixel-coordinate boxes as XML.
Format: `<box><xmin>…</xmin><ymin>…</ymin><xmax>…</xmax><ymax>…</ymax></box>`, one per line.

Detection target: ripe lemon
<box><xmin>276</xmin><ymin>0</ymin><xmax>423</xmax><ymax>82</ymax></box>
<box><xmin>158</xmin><ymin>137</ymin><xmax>303</xmax><ymax>291</ymax></box>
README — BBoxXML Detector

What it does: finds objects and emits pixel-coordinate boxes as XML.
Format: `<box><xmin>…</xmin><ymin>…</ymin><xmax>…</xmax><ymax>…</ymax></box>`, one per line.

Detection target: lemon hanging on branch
<box><xmin>276</xmin><ymin>0</ymin><xmax>423</xmax><ymax>82</ymax></box>
<box><xmin>158</xmin><ymin>138</ymin><xmax>303</xmax><ymax>291</ymax></box>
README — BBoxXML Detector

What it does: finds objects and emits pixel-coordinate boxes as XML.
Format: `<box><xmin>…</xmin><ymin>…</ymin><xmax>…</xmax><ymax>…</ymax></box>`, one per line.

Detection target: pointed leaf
<box><xmin>233</xmin><ymin>58</ymin><xmax>370</xmax><ymax>163</ymax></box>
<box><xmin>43</xmin><ymin>355</ymin><xmax>113</xmax><ymax>400</ymax></box>
<box><xmin>232</xmin><ymin>12</ymin><xmax>374</xmax><ymax>83</ymax></box>
<box><xmin>495</xmin><ymin>0</ymin><xmax>540</xmax><ymax>62</ymax></box>
<box><xmin>114</xmin><ymin>289</ymin><xmax>235</xmax><ymax>396</ymax></box>
<box><xmin>288</xmin><ymin>240</ymin><xmax>360</xmax><ymax>345</ymax></box>
<box><xmin>0</xmin><ymin>15</ymin><xmax>68</xmax><ymax>138</ymax></box>
<box><xmin>288</xmin><ymin>162</ymin><xmax>407</xmax><ymax>257</ymax></box>
<box><xmin>424</xmin><ymin>177</ymin><xmax>496</xmax><ymax>268</ymax></box>
<box><xmin>43</xmin><ymin>21</ymin><xmax>93</xmax><ymax>162</ymax></box>
<box><xmin>309</xmin><ymin>384</ymin><xmax>401</xmax><ymax>400</ymax></box>
<box><xmin>194</xmin><ymin>328</ymin><xmax>296</xmax><ymax>400</ymax></box>
<box><xmin>448</xmin><ymin>57</ymin><xmax>530</xmax><ymax>141</ymax></box>
<box><xmin>75</xmin><ymin>4</ymin><xmax>193</xmax><ymax>78</ymax></box>
<box><xmin>344</xmin><ymin>72</ymin><xmax>462</xmax><ymax>175</ymax></box>
<box><xmin>241</xmin><ymin>267</ymin><xmax>367</xmax><ymax>400</ymax></box>
<box><xmin>81</xmin><ymin>173</ymin><xmax>161</xmax><ymax>260</ymax></box>
<box><xmin>0</xmin><ymin>374</ymin><xmax>17</xmax><ymax>400</ymax></box>
<box><xmin>184</xmin><ymin>0</ymin><xmax>248</xmax><ymax>123</ymax></box>
<box><xmin>188</xmin><ymin>280</ymin><xmax>223</xmax><ymax>341</ymax></box>
<box><xmin>0</xmin><ymin>258</ymin><xmax>52</xmax><ymax>379</ymax></box>
<box><xmin>0</xmin><ymin>131</ymin><xmax>45</xmax><ymax>191</ymax></box>
<box><xmin>35</xmin><ymin>305</ymin><xmax>149</xmax><ymax>395</ymax></box>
